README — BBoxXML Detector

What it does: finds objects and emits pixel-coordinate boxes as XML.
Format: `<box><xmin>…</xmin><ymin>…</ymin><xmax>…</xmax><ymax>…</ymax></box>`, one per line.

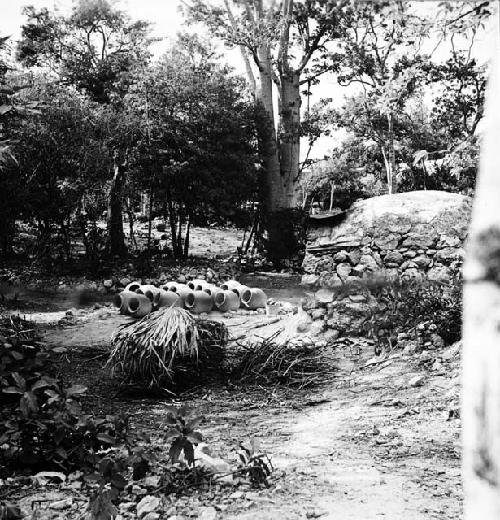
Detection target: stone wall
<box><xmin>302</xmin><ymin>191</ymin><xmax>472</xmax><ymax>288</ymax></box>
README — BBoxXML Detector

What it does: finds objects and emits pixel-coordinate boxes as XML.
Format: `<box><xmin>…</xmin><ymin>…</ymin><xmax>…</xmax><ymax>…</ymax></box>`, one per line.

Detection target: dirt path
<box><xmin>28</xmin><ymin>308</ymin><xmax>462</xmax><ymax>520</ymax></box>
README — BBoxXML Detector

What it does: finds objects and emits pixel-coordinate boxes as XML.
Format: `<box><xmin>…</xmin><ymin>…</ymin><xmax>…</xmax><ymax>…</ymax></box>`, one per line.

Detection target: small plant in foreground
<box><xmin>236</xmin><ymin>441</ymin><xmax>273</xmax><ymax>488</ymax></box>
<box><xmin>164</xmin><ymin>406</ymin><xmax>204</xmax><ymax>466</ymax></box>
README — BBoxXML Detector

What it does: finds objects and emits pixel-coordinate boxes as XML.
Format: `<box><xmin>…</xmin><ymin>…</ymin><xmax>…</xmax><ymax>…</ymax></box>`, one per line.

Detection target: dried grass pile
<box><xmin>233</xmin><ymin>332</ymin><xmax>335</xmax><ymax>389</ymax></box>
<box><xmin>108</xmin><ymin>307</ymin><xmax>228</xmax><ymax>390</ymax></box>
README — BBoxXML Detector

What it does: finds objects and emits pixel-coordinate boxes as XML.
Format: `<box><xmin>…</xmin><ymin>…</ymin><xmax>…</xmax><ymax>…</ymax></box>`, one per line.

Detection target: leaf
<box><xmin>164</xmin><ymin>427</ymin><xmax>180</xmax><ymax>441</ymax></box>
<box><xmin>169</xmin><ymin>437</ymin><xmax>184</xmax><ymax>463</ymax></box>
<box><xmin>66</xmin><ymin>384</ymin><xmax>88</xmax><ymax>396</ymax></box>
<box><xmin>186</xmin><ymin>432</ymin><xmax>203</xmax><ymax>444</ymax></box>
<box><xmin>97</xmin><ymin>433</ymin><xmax>115</xmax><ymax>445</ymax></box>
<box><xmin>55</xmin><ymin>447</ymin><xmax>68</xmax><ymax>460</ymax></box>
<box><xmin>182</xmin><ymin>439</ymin><xmax>195</xmax><ymax>466</ymax></box>
<box><xmin>2</xmin><ymin>386</ymin><xmax>23</xmax><ymax>394</ymax></box>
<box><xmin>31</xmin><ymin>379</ymin><xmax>50</xmax><ymax>392</ymax></box>
<box><xmin>186</xmin><ymin>416</ymin><xmax>204</xmax><ymax>430</ymax></box>
<box><xmin>11</xmin><ymin>373</ymin><xmax>26</xmax><ymax>391</ymax></box>
<box><xmin>110</xmin><ymin>473</ymin><xmax>127</xmax><ymax>490</ymax></box>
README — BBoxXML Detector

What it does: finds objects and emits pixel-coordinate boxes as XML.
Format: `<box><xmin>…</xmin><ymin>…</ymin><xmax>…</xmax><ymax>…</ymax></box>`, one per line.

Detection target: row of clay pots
<box><xmin>114</xmin><ymin>280</ymin><xmax>267</xmax><ymax>318</ymax></box>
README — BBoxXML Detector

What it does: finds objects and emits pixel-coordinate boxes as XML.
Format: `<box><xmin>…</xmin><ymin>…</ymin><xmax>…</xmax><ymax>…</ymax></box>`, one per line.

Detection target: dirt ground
<box><xmin>6</xmin><ymin>304</ymin><xmax>462</xmax><ymax>520</ymax></box>
<box><xmin>1</xmin><ymin>227</ymin><xmax>462</xmax><ymax>519</ymax></box>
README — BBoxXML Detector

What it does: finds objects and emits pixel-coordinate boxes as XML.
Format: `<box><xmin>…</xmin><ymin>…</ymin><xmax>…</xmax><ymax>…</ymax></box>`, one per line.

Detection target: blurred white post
<box><xmin>463</xmin><ymin>52</ymin><xmax>500</xmax><ymax>518</ymax></box>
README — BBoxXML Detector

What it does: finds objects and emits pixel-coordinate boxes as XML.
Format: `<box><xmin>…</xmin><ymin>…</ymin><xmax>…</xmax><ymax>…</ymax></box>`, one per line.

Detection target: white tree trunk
<box><xmin>463</xmin><ymin>54</ymin><xmax>500</xmax><ymax>519</ymax></box>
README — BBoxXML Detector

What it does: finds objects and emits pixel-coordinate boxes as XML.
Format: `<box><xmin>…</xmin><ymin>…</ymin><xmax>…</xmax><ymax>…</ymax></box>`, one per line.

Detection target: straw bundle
<box><xmin>108</xmin><ymin>307</ymin><xmax>227</xmax><ymax>389</ymax></box>
<box><xmin>233</xmin><ymin>332</ymin><xmax>335</xmax><ymax>389</ymax></box>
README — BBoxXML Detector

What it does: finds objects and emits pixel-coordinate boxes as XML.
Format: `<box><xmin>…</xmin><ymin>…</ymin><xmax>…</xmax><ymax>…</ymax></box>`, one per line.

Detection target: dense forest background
<box><xmin>0</xmin><ymin>0</ymin><xmax>493</xmax><ymax>271</ymax></box>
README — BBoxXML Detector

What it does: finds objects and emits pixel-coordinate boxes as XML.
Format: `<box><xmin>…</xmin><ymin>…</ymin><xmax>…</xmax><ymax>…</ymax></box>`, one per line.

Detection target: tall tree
<box><xmin>188</xmin><ymin>0</ymin><xmax>347</xmax><ymax>258</ymax></box>
<box><xmin>334</xmin><ymin>1</ymin><xmax>430</xmax><ymax>193</ymax></box>
<box><xmin>17</xmin><ymin>0</ymin><xmax>154</xmax><ymax>256</ymax></box>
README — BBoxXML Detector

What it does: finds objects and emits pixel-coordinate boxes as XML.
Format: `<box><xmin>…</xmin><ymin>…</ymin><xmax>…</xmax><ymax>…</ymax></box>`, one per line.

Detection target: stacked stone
<box><xmin>301</xmin><ymin>191</ymin><xmax>472</xmax><ymax>336</ymax></box>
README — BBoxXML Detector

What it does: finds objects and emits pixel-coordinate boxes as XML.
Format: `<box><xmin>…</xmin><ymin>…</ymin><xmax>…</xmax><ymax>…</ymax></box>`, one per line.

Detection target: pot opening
<box><xmin>185</xmin><ymin>293</ymin><xmax>195</xmax><ymax>308</ymax></box>
<box><xmin>241</xmin><ymin>289</ymin><xmax>252</xmax><ymax>303</ymax></box>
<box><xmin>128</xmin><ymin>298</ymin><xmax>140</xmax><ymax>312</ymax></box>
<box><xmin>214</xmin><ymin>292</ymin><xmax>225</xmax><ymax>306</ymax></box>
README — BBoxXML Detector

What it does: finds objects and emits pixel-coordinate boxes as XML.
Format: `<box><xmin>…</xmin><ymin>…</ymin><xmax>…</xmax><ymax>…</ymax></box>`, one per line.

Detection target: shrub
<box><xmin>0</xmin><ymin>316</ymin><xmax>136</xmax><ymax>475</ymax></box>
<box><xmin>361</xmin><ymin>275</ymin><xmax>462</xmax><ymax>351</ymax></box>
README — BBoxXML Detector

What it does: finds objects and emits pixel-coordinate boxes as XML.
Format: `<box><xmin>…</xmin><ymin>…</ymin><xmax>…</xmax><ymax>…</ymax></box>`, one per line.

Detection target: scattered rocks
<box><xmin>137</xmin><ymin>495</ymin><xmax>161</xmax><ymax>518</ymax></box>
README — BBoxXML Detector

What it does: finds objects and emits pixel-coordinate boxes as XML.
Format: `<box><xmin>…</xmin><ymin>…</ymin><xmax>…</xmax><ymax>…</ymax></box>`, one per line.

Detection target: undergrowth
<box><xmin>361</xmin><ymin>275</ymin><xmax>462</xmax><ymax>351</ymax></box>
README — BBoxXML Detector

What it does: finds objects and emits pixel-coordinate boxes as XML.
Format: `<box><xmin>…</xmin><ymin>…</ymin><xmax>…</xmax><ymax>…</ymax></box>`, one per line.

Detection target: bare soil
<box><xmin>1</xmin><ymin>227</ymin><xmax>462</xmax><ymax>519</ymax></box>
<box><xmin>6</xmin><ymin>305</ymin><xmax>461</xmax><ymax>520</ymax></box>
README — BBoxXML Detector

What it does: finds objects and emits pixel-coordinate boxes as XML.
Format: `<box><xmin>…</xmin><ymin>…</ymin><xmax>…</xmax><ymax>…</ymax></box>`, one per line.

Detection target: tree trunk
<box><xmin>255</xmin><ymin>44</ymin><xmax>281</xmax><ymax>215</ymax></box>
<box><xmin>387</xmin><ymin>112</ymin><xmax>398</xmax><ymax>194</ymax></box>
<box><xmin>463</xmin><ymin>55</ymin><xmax>500</xmax><ymax>519</ymax></box>
<box><xmin>107</xmin><ymin>156</ymin><xmax>127</xmax><ymax>257</ymax></box>
<box><xmin>279</xmin><ymin>71</ymin><xmax>301</xmax><ymax>208</ymax></box>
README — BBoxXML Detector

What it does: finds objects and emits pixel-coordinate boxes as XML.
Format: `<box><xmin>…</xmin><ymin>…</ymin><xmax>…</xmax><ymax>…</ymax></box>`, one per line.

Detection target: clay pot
<box><xmin>113</xmin><ymin>291</ymin><xmax>137</xmax><ymax>315</ymax></box>
<box><xmin>162</xmin><ymin>281</ymin><xmax>179</xmax><ymax>292</ymax></box>
<box><xmin>124</xmin><ymin>281</ymin><xmax>142</xmax><ymax>293</ymax></box>
<box><xmin>157</xmin><ymin>289</ymin><xmax>181</xmax><ymax>308</ymax></box>
<box><xmin>214</xmin><ymin>290</ymin><xmax>240</xmax><ymax>312</ymax></box>
<box><xmin>241</xmin><ymin>288</ymin><xmax>267</xmax><ymax>310</ymax></box>
<box><xmin>231</xmin><ymin>284</ymin><xmax>250</xmax><ymax>299</ymax></box>
<box><xmin>220</xmin><ymin>280</ymin><xmax>242</xmax><ymax>291</ymax></box>
<box><xmin>200</xmin><ymin>283</ymin><xmax>219</xmax><ymax>296</ymax></box>
<box><xmin>175</xmin><ymin>284</ymin><xmax>193</xmax><ymax>306</ymax></box>
<box><xmin>188</xmin><ymin>279</ymin><xmax>207</xmax><ymax>291</ymax></box>
<box><xmin>137</xmin><ymin>285</ymin><xmax>161</xmax><ymax>308</ymax></box>
<box><xmin>126</xmin><ymin>293</ymin><xmax>153</xmax><ymax>318</ymax></box>
<box><xmin>185</xmin><ymin>290</ymin><xmax>213</xmax><ymax>314</ymax></box>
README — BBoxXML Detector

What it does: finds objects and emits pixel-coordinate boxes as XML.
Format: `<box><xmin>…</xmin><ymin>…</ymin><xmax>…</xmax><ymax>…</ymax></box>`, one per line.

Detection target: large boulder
<box><xmin>303</xmin><ymin>191</ymin><xmax>472</xmax><ymax>284</ymax></box>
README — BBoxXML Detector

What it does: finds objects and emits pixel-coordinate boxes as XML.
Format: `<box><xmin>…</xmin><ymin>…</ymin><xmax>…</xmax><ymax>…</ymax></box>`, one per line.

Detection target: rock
<box><xmin>143</xmin><ymin>514</ymin><xmax>160</xmax><ymax>520</ymax></box>
<box><xmin>349</xmin><ymin>294</ymin><xmax>366</xmax><ymax>303</ymax></box>
<box><xmin>359</xmin><ymin>254</ymin><xmax>378</xmax><ymax>271</ymax></box>
<box><xmin>198</xmin><ymin>507</ymin><xmax>217</xmax><ymax>520</ymax></box>
<box><xmin>402</xmin><ymin>233</ymin><xmax>435</xmax><ymax>249</ymax></box>
<box><xmin>439</xmin><ymin>234</ymin><xmax>461</xmax><ymax>247</ymax></box>
<box><xmin>325</xmin><ymin>274</ymin><xmax>342</xmax><ymax>288</ymax></box>
<box><xmin>310</xmin><ymin>320</ymin><xmax>326</xmax><ymax>335</ymax></box>
<box><xmin>348</xmin><ymin>249</ymin><xmax>362</xmax><ymax>265</ymax></box>
<box><xmin>402</xmin><ymin>342</ymin><xmax>418</xmax><ymax>355</ymax></box>
<box><xmin>408</xmin><ymin>375</ymin><xmax>425</xmax><ymax>388</ymax></box>
<box><xmin>435</xmin><ymin>247</ymin><xmax>459</xmax><ymax>263</ymax></box>
<box><xmin>384</xmin><ymin>251</ymin><xmax>403</xmax><ymax>264</ymax></box>
<box><xmin>374</xmin><ymin>233</ymin><xmax>401</xmax><ymax>250</ymax></box>
<box><xmin>119</xmin><ymin>277</ymin><xmax>131</xmax><ymax>287</ymax></box>
<box><xmin>333</xmin><ymin>251</ymin><xmax>349</xmax><ymax>262</ymax></box>
<box><xmin>177</xmin><ymin>274</ymin><xmax>187</xmax><ymax>284</ymax></box>
<box><xmin>401</xmin><ymin>260</ymin><xmax>418</xmax><ymax>270</ymax></box>
<box><xmin>430</xmin><ymin>333</ymin><xmax>445</xmax><ymax>349</ymax></box>
<box><xmin>413</xmin><ymin>255</ymin><xmax>431</xmax><ymax>268</ymax></box>
<box><xmin>352</xmin><ymin>264</ymin><xmax>366</xmax><ymax>276</ymax></box>
<box><xmin>336</xmin><ymin>263</ymin><xmax>352</xmax><ymax>280</ymax></box>
<box><xmin>442</xmin><ymin>342</ymin><xmax>461</xmax><ymax>360</ymax></box>
<box><xmin>311</xmin><ymin>308</ymin><xmax>327</xmax><ymax>320</ymax></box>
<box><xmin>50</xmin><ymin>498</ymin><xmax>73</xmax><ymax>510</ymax></box>
<box><xmin>403</xmin><ymin>250</ymin><xmax>417</xmax><ymax>258</ymax></box>
<box><xmin>144</xmin><ymin>475</ymin><xmax>161</xmax><ymax>488</ymax></box>
<box><xmin>315</xmin><ymin>288</ymin><xmax>335</xmax><ymax>304</ymax></box>
<box><xmin>301</xmin><ymin>274</ymin><xmax>319</xmax><ymax>286</ymax></box>
<box><xmin>137</xmin><ymin>496</ymin><xmax>161</xmax><ymax>518</ymax></box>
<box><xmin>427</xmin><ymin>265</ymin><xmax>450</xmax><ymax>282</ymax></box>
<box><xmin>103</xmin><ymin>279</ymin><xmax>113</xmax><ymax>288</ymax></box>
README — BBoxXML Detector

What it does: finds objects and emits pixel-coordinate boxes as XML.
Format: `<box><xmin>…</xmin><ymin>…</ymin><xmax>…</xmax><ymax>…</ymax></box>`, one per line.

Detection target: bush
<box><xmin>362</xmin><ymin>276</ymin><xmax>462</xmax><ymax>351</ymax></box>
<box><xmin>0</xmin><ymin>316</ymin><xmax>134</xmax><ymax>475</ymax></box>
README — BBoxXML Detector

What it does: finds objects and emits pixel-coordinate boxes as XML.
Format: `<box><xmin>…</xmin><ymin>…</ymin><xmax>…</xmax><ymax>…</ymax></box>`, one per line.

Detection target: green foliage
<box><xmin>236</xmin><ymin>442</ymin><xmax>273</xmax><ymax>488</ymax></box>
<box><xmin>0</xmin><ymin>317</ymin><xmax>134</xmax><ymax>475</ymax></box>
<box><xmin>164</xmin><ymin>406</ymin><xmax>204</xmax><ymax>466</ymax></box>
<box><xmin>362</xmin><ymin>277</ymin><xmax>462</xmax><ymax>351</ymax></box>
<box><xmin>18</xmin><ymin>1</ymin><xmax>153</xmax><ymax>103</ymax></box>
